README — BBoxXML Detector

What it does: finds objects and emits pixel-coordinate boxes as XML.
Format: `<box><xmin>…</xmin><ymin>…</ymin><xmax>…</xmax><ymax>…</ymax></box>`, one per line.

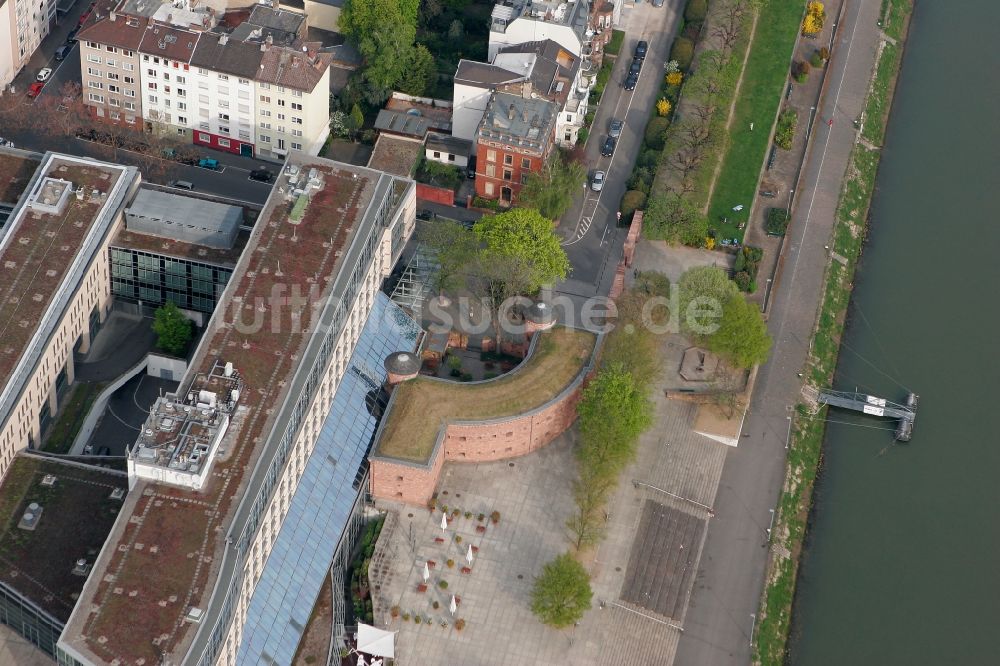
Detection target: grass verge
<box><xmin>753</xmin><ymin>3</ymin><xmax>912</xmax><ymax>662</ymax></box>
<box><xmin>861</xmin><ymin>41</ymin><xmax>900</xmax><ymax>146</ymax></box>
<box><xmin>706</xmin><ymin>0</ymin><xmax>804</xmax><ymax>240</ymax></box>
<box><xmin>42</xmin><ymin>382</ymin><xmax>105</xmax><ymax>454</ymax></box>
<box><xmin>605</xmin><ymin>29</ymin><xmax>625</xmax><ymax>56</ymax></box>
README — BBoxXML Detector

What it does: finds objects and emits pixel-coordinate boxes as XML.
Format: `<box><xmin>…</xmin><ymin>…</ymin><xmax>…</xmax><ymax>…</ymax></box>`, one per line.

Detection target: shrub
<box><xmin>774</xmin><ymin>109</ymin><xmax>797</xmax><ymax>150</ymax></box>
<box><xmin>447</xmin><ymin>559</ymin><xmax>455</xmax><ymax>568</ymax></box>
<box><xmin>390</xmin><ymin>605</ymin><xmax>400</xmax><ymax>618</ymax></box>
<box><xmin>638</xmin><ymin>149</ymin><xmax>659</xmax><ymax>169</ymax></box>
<box><xmin>670</xmin><ymin>37</ymin><xmax>695</xmax><ymax>72</ymax></box>
<box><xmin>627</xmin><ymin>167</ymin><xmax>654</xmax><ymax>195</ymax></box>
<box><xmin>455</xmin><ymin>535</ymin><xmax>463</xmax><ymax>543</ymax></box>
<box><xmin>809</xmin><ymin>50</ymin><xmax>824</xmax><ymax>68</ymax></box>
<box><xmin>819</xmin><ymin>46</ymin><xmax>830</xmax><ymax>61</ymax></box>
<box><xmin>439</xmin><ymin>580</ymin><xmax>449</xmax><ymax>589</ymax></box>
<box><xmin>472</xmin><ymin>196</ymin><xmax>501</xmax><ymax>211</ymax></box>
<box><xmin>433</xmin><ymin>601</ymin><xmax>440</xmax><ymax>609</ymax></box>
<box><xmin>402</xmin><ymin>612</ymin><xmax>411</xmax><ymax>621</ymax></box>
<box><xmin>665</xmin><ymin>71</ymin><xmax>683</xmax><ymax>87</ymax></box>
<box><xmin>584</xmin><ymin>110</ymin><xmax>596</xmax><ymax>126</ymax></box>
<box><xmin>656</xmin><ymin>98</ymin><xmax>672</xmax><ymax>117</ymax></box>
<box><xmin>414</xmin><ymin>615</ymin><xmax>423</xmax><ymax>624</ymax></box>
<box><xmin>684</xmin><ymin>0</ymin><xmax>708</xmax><ymax>22</ymax></box>
<box><xmin>644</xmin><ymin>116</ymin><xmax>671</xmax><ymax>150</ymax></box>
<box><xmin>577</xmin><ymin>127</ymin><xmax>589</xmax><ymax>145</ymax></box>
<box><xmin>464</xmin><ymin>511</ymin><xmax>472</xmax><ymax>519</ymax></box>
<box><xmin>635</xmin><ymin>271</ymin><xmax>671</xmax><ymax>298</ymax></box>
<box><xmin>477</xmin><ymin>513</ymin><xmax>485</xmax><ymax>522</ymax></box>
<box><xmin>491</xmin><ymin>510</ymin><xmax>501</xmax><ymax>524</ymax></box>
<box><xmin>792</xmin><ymin>60</ymin><xmax>811</xmax><ymax>83</ymax></box>
<box><xmin>766</xmin><ymin>208</ymin><xmax>789</xmax><ymax>235</ymax></box>
<box><xmin>619</xmin><ymin>190</ymin><xmax>647</xmax><ymax>222</ymax></box>
<box><xmin>455</xmin><ymin>618</ymin><xmax>466</xmax><ymax>631</ymax></box>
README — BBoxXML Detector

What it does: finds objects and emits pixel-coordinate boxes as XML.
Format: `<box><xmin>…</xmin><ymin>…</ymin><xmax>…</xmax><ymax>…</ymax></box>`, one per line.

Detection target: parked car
<box><xmin>249</xmin><ymin>168</ymin><xmax>273</xmax><ymax>183</ymax></box>
<box><xmin>653</xmin><ymin>0</ymin><xmax>664</xmax><ymax>7</ymax></box>
<box><xmin>624</xmin><ymin>72</ymin><xmax>638</xmax><ymax>91</ymax></box>
<box><xmin>197</xmin><ymin>157</ymin><xmax>220</xmax><ymax>170</ymax></box>
<box><xmin>609</xmin><ymin>118</ymin><xmax>624</xmax><ymax>138</ymax></box>
<box><xmin>591</xmin><ymin>170</ymin><xmax>606</xmax><ymax>192</ymax></box>
<box><xmin>416</xmin><ymin>209</ymin><xmax>434</xmax><ymax>221</ymax></box>
<box><xmin>55</xmin><ymin>44</ymin><xmax>73</xmax><ymax>61</ymax></box>
<box><xmin>168</xmin><ymin>180</ymin><xmax>195</xmax><ymax>190</ymax></box>
<box><xmin>635</xmin><ymin>40</ymin><xmax>649</xmax><ymax>60</ymax></box>
<box><xmin>466</xmin><ymin>156</ymin><xmax>477</xmax><ymax>179</ymax></box>
<box><xmin>36</xmin><ymin>68</ymin><xmax>53</xmax><ymax>82</ymax></box>
<box><xmin>66</xmin><ymin>28</ymin><xmax>79</xmax><ymax>43</ymax></box>
<box><xmin>27</xmin><ymin>82</ymin><xmax>45</xmax><ymax>98</ymax></box>
<box><xmin>629</xmin><ymin>56</ymin><xmax>643</xmax><ymax>76</ymax></box>
<box><xmin>601</xmin><ymin>136</ymin><xmax>617</xmax><ymax>157</ymax></box>
<box><xmin>0</xmin><ymin>137</ymin><xmax>13</xmax><ymax>148</ymax></box>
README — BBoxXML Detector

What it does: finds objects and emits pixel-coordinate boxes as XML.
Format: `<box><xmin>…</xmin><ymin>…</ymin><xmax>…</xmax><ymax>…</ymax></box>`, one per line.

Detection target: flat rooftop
<box><xmin>0</xmin><ymin>456</ymin><xmax>127</xmax><ymax>623</ymax></box>
<box><xmin>64</xmin><ymin>156</ymin><xmax>391</xmax><ymax>665</ymax></box>
<box><xmin>373</xmin><ymin>326</ymin><xmax>596</xmax><ymax>463</ymax></box>
<box><xmin>0</xmin><ymin>156</ymin><xmax>130</xmax><ymax>395</ymax></box>
<box><xmin>368</xmin><ymin>135</ymin><xmax>422</xmax><ymax>178</ymax></box>
<box><xmin>111</xmin><ymin>227</ymin><xmax>250</xmax><ymax>268</ymax></box>
<box><xmin>0</xmin><ymin>151</ymin><xmax>41</xmax><ymax>204</ymax></box>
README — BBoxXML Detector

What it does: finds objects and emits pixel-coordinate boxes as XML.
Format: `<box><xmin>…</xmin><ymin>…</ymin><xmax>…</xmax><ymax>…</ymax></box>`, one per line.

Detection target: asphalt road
<box><xmin>674</xmin><ymin>2</ymin><xmax>883</xmax><ymax>664</ymax></box>
<box><xmin>556</xmin><ymin>1</ymin><xmax>682</xmax><ymax>308</ymax></box>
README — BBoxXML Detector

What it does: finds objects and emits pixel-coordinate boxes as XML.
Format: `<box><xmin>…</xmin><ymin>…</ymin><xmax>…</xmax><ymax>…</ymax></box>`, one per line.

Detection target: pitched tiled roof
<box><xmin>256</xmin><ymin>44</ymin><xmax>331</xmax><ymax>92</ymax></box>
<box><xmin>77</xmin><ymin>11</ymin><xmax>149</xmax><ymax>49</ymax></box>
<box><xmin>190</xmin><ymin>33</ymin><xmax>265</xmax><ymax>79</ymax></box>
<box><xmin>137</xmin><ymin>22</ymin><xmax>200</xmax><ymax>62</ymax></box>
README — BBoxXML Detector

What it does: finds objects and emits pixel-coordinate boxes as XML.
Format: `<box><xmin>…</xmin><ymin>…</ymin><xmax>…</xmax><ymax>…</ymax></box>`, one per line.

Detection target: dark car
<box><xmin>249</xmin><ymin>168</ymin><xmax>273</xmax><ymax>183</ymax></box>
<box><xmin>66</xmin><ymin>28</ymin><xmax>79</xmax><ymax>43</ymax></box>
<box><xmin>466</xmin><ymin>155</ymin><xmax>477</xmax><ymax>179</ymax></box>
<box><xmin>630</xmin><ymin>56</ymin><xmax>643</xmax><ymax>74</ymax></box>
<box><xmin>55</xmin><ymin>44</ymin><xmax>73</xmax><ymax>61</ymax></box>
<box><xmin>601</xmin><ymin>136</ymin><xmax>617</xmax><ymax>157</ymax></box>
<box><xmin>416</xmin><ymin>209</ymin><xmax>434</xmax><ymax>221</ymax></box>
<box><xmin>624</xmin><ymin>72</ymin><xmax>638</xmax><ymax>91</ymax></box>
<box><xmin>609</xmin><ymin>118</ymin><xmax>624</xmax><ymax>138</ymax></box>
<box><xmin>635</xmin><ymin>40</ymin><xmax>649</xmax><ymax>60</ymax></box>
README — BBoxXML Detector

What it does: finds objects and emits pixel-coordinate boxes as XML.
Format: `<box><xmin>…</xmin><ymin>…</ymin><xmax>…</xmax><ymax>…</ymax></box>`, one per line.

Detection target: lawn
<box><xmin>605</xmin><ymin>29</ymin><xmax>625</xmax><ymax>56</ymax></box>
<box><xmin>861</xmin><ymin>41</ymin><xmax>900</xmax><ymax>147</ymax></box>
<box><xmin>43</xmin><ymin>382</ymin><xmax>105</xmax><ymax>454</ymax></box>
<box><xmin>706</xmin><ymin>0</ymin><xmax>804</xmax><ymax>240</ymax></box>
<box><xmin>375</xmin><ymin>327</ymin><xmax>596</xmax><ymax>463</ymax></box>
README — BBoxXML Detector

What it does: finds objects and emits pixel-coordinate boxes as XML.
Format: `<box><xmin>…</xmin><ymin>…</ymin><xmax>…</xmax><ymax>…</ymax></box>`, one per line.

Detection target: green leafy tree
<box><xmin>397</xmin><ymin>44</ymin><xmax>438</xmax><ymax>97</ymax></box>
<box><xmin>340</xmin><ymin>0</ymin><xmax>420</xmax><ymax>102</ymax></box>
<box><xmin>644</xmin><ymin>192</ymin><xmax>708</xmax><ymax>246</ymax></box>
<box><xmin>470</xmin><ymin>209</ymin><xmax>570</xmax><ymax>344</ymax></box>
<box><xmin>447</xmin><ymin>19</ymin><xmax>464</xmax><ymax>40</ymax></box>
<box><xmin>619</xmin><ymin>190</ymin><xmax>647</xmax><ymax>222</ymax></box>
<box><xmin>685</xmin><ymin>0</ymin><xmax>708</xmax><ymax>22</ymax></box>
<box><xmin>418</xmin><ymin>218</ymin><xmax>477</xmax><ymax>297</ymax></box>
<box><xmin>517</xmin><ymin>151</ymin><xmax>586</xmax><ymax>220</ymax></box>
<box><xmin>348</xmin><ymin>103</ymin><xmax>365</xmax><ymax>137</ymax></box>
<box><xmin>153</xmin><ymin>302</ymin><xmax>192</xmax><ymax>356</ymax></box>
<box><xmin>530</xmin><ymin>554</ymin><xmax>593</xmax><ymax>628</ymax></box>
<box><xmin>576</xmin><ymin>364</ymin><xmax>653</xmax><ymax>475</ymax></box>
<box><xmin>708</xmin><ymin>295</ymin><xmax>773</xmax><ymax>368</ymax></box>
<box><xmin>677</xmin><ymin>266</ymin><xmax>740</xmax><ymax>336</ymax></box>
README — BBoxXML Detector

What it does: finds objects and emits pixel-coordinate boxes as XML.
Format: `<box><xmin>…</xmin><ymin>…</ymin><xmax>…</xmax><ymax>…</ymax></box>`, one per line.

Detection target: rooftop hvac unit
<box><xmin>41</xmin><ymin>474</ymin><xmax>57</xmax><ymax>487</ymax></box>
<box><xmin>224</xmin><ymin>361</ymin><xmax>234</xmax><ymax>377</ymax></box>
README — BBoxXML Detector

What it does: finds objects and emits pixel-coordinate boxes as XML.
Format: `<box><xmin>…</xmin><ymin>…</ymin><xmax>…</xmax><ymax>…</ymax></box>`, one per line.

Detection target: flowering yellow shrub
<box><xmin>656</xmin><ymin>98</ymin><xmax>672</xmax><ymax>116</ymax></box>
<box><xmin>666</xmin><ymin>71</ymin><xmax>684</xmax><ymax>87</ymax></box>
<box><xmin>803</xmin><ymin>1</ymin><xmax>825</xmax><ymax>34</ymax></box>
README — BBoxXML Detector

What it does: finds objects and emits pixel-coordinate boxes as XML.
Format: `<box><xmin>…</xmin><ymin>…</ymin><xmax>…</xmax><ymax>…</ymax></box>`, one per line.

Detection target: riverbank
<box><xmin>752</xmin><ymin>2</ymin><xmax>914</xmax><ymax>663</ymax></box>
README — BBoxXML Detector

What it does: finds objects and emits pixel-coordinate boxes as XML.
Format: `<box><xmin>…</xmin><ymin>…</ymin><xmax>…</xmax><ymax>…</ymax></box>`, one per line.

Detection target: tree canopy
<box><xmin>340</xmin><ymin>0</ymin><xmax>420</xmax><ymax>102</ymax></box>
<box><xmin>576</xmin><ymin>363</ymin><xmax>653</xmax><ymax>475</ymax></box>
<box><xmin>530</xmin><ymin>553</ymin><xmax>593</xmax><ymax>628</ymax></box>
<box><xmin>473</xmin><ymin>208</ymin><xmax>570</xmax><ymax>293</ymax></box>
<box><xmin>397</xmin><ymin>44</ymin><xmax>438</xmax><ymax>97</ymax></box>
<box><xmin>678</xmin><ymin>266</ymin><xmax>740</xmax><ymax>335</ymax></box>
<box><xmin>153</xmin><ymin>302</ymin><xmax>192</xmax><ymax>356</ymax></box>
<box><xmin>643</xmin><ymin>192</ymin><xmax>708</xmax><ymax>246</ymax></box>
<box><xmin>708</xmin><ymin>295</ymin><xmax>773</xmax><ymax>368</ymax></box>
<box><xmin>418</xmin><ymin>218</ymin><xmax>477</xmax><ymax>295</ymax></box>
<box><xmin>517</xmin><ymin>151</ymin><xmax>586</xmax><ymax>220</ymax></box>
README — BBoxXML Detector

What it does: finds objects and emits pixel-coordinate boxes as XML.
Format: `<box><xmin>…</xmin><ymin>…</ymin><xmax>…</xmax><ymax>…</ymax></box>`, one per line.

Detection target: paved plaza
<box><xmin>372</xmin><ymin>344</ymin><xmax>729</xmax><ymax>665</ymax></box>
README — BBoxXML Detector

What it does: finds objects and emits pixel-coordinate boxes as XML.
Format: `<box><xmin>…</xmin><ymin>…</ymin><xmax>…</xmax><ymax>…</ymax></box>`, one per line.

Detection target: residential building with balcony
<box><xmin>138</xmin><ymin>21</ymin><xmax>201</xmax><ymax>136</ymax></box>
<box><xmin>488</xmin><ymin>0</ymin><xmax>591</xmax><ymax>59</ymax></box>
<box><xmin>0</xmin><ymin>0</ymin><xmax>57</xmax><ymax>88</ymax></box>
<box><xmin>474</xmin><ymin>91</ymin><xmax>558</xmax><ymax>205</ymax></box>
<box><xmin>254</xmin><ymin>40</ymin><xmax>331</xmax><ymax>158</ymax></box>
<box><xmin>77</xmin><ymin>11</ymin><xmax>148</xmax><ymax>126</ymax></box>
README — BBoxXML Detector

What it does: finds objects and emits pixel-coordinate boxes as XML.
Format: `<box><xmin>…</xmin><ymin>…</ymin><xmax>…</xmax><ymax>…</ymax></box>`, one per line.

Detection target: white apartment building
<box><xmin>188</xmin><ymin>33</ymin><xmax>261</xmax><ymax>155</ymax></box>
<box><xmin>78</xmin><ymin>13</ymin><xmax>146</xmax><ymax>126</ymax></box>
<box><xmin>254</xmin><ymin>43</ymin><xmax>331</xmax><ymax>159</ymax></box>
<box><xmin>0</xmin><ymin>0</ymin><xmax>57</xmax><ymax>88</ymax></box>
<box><xmin>137</xmin><ymin>22</ymin><xmax>200</xmax><ymax>136</ymax></box>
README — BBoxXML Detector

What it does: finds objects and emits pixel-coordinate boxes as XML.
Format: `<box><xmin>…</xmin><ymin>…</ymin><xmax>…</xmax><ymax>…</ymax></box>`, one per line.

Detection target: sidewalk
<box><xmin>673</xmin><ymin>1</ymin><xmax>884</xmax><ymax>664</ymax></box>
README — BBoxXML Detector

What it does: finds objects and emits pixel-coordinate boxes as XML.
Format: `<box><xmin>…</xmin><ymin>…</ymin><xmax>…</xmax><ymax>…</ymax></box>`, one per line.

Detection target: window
<box><xmin>260</xmin><ymin>95</ymin><xmax>270</xmax><ymax>103</ymax></box>
<box><xmin>87</xmin><ymin>41</ymin><xmax>99</xmax><ymax>49</ymax></box>
<box><xmin>199</xmin><ymin>122</ymin><xmax>209</xmax><ymax>130</ymax></box>
<box><xmin>218</xmin><ymin>74</ymin><xmax>229</xmax><ymax>81</ymax></box>
<box><xmin>238</xmin><ymin>130</ymin><xmax>251</xmax><ymax>140</ymax></box>
<box><xmin>106</xmin><ymin>72</ymin><xmax>119</xmax><ymax>80</ymax></box>
<box><xmin>486</xmin><ymin>149</ymin><xmax>496</xmax><ymax>162</ymax></box>
<box><xmin>485</xmin><ymin>164</ymin><xmax>496</xmax><ymax>178</ymax></box>
<box><xmin>123</xmin><ymin>50</ymin><xmax>134</xmax><ymax>58</ymax></box>
<box><xmin>504</xmin><ymin>154</ymin><xmax>513</xmax><ymax>165</ymax></box>
<box><xmin>485</xmin><ymin>182</ymin><xmax>495</xmax><ymax>196</ymax></box>
<box><xmin>198</xmin><ymin>94</ymin><xmax>209</xmax><ymax>104</ymax></box>
<box><xmin>259</xmin><ymin>122</ymin><xmax>271</xmax><ymax>130</ymax></box>
<box><xmin>291</xmin><ymin>117</ymin><xmax>302</xmax><ymax>125</ymax></box>
<box><xmin>520</xmin><ymin>173</ymin><xmax>530</xmax><ymax>184</ymax></box>
<box><xmin>198</xmin><ymin>132</ymin><xmax>210</xmax><ymax>141</ymax></box>
<box><xmin>218</xmin><ymin>113</ymin><xmax>229</xmax><ymax>121</ymax></box>
<box><xmin>148</xmin><ymin>82</ymin><xmax>157</xmax><ymax>90</ymax></box>
<box><xmin>276</xmin><ymin>138</ymin><xmax>285</xmax><ymax>149</ymax></box>
<box><xmin>163</xmin><ymin>72</ymin><xmax>170</xmax><ymax>81</ymax></box>
<box><xmin>521</xmin><ymin>157</ymin><xmax>531</xmax><ymax>169</ymax></box>
<box><xmin>260</xmin><ymin>135</ymin><xmax>270</xmax><ymax>143</ymax></box>
<box><xmin>291</xmin><ymin>129</ymin><xmax>303</xmax><ymax>137</ymax></box>
<box><xmin>88</xmin><ymin>93</ymin><xmax>104</xmax><ymax>103</ymax></box>
<box><xmin>109</xmin><ymin>98</ymin><xmax>120</xmax><ymax>107</ymax></box>
<box><xmin>219</xmin><ymin>126</ymin><xmax>230</xmax><ymax>134</ymax></box>
<box><xmin>147</xmin><ymin>69</ymin><xmax>156</xmax><ymax>77</ymax></box>
<box><xmin>448</xmin><ymin>154</ymin><xmax>455</xmax><ymax>162</ymax></box>
<box><xmin>238</xmin><ymin>78</ymin><xmax>249</xmax><ymax>85</ymax></box>
<box><xmin>291</xmin><ymin>90</ymin><xmax>302</xmax><ymax>98</ymax></box>
<box><xmin>87</xmin><ymin>67</ymin><xmax>101</xmax><ymax>76</ymax></box>
<box><xmin>108</xmin><ymin>85</ymin><xmax>120</xmax><ymax>94</ymax></box>
<box><xmin>106</xmin><ymin>59</ymin><xmax>116</xmax><ymax>68</ymax></box>
<box><xmin>88</xmin><ymin>81</ymin><xmax>103</xmax><ymax>89</ymax></box>
<box><xmin>176</xmin><ymin>75</ymin><xmax>185</xmax><ymax>84</ymax></box>
<box><xmin>87</xmin><ymin>54</ymin><xmax>102</xmax><ymax>64</ymax></box>
<box><xmin>105</xmin><ymin>45</ymin><xmax>116</xmax><ymax>53</ymax></box>
<box><xmin>197</xmin><ymin>67</ymin><xmax>208</xmax><ymax>75</ymax></box>
<box><xmin>291</xmin><ymin>102</ymin><xmax>302</xmax><ymax>111</ymax></box>
<box><xmin>124</xmin><ymin>76</ymin><xmax>134</xmax><ymax>84</ymax></box>
<box><xmin>123</xmin><ymin>62</ymin><xmax>134</xmax><ymax>72</ymax></box>
<box><xmin>178</xmin><ymin>116</ymin><xmax>187</xmax><ymax>124</ymax></box>
<box><xmin>124</xmin><ymin>101</ymin><xmax>135</xmax><ymax>111</ymax></box>
<box><xmin>277</xmin><ymin>113</ymin><xmax>285</xmax><ymax>121</ymax></box>
<box><xmin>143</xmin><ymin>54</ymin><xmax>150</xmax><ymax>62</ymax></box>
<box><xmin>198</xmin><ymin>81</ymin><xmax>208</xmax><ymax>90</ymax></box>
<box><xmin>178</xmin><ymin>102</ymin><xmax>187</xmax><ymax>110</ymax></box>
<box><xmin>260</xmin><ymin>109</ymin><xmax>271</xmax><ymax>117</ymax></box>
<box><xmin>218</xmin><ymin>100</ymin><xmax>230</xmax><ymax>109</ymax></box>
<box><xmin>217</xmin><ymin>86</ymin><xmax>229</xmax><ymax>95</ymax></box>
<box><xmin>124</xmin><ymin>89</ymin><xmax>135</xmax><ymax>97</ymax></box>
<box><xmin>164</xmin><ymin>86</ymin><xmax>171</xmax><ymax>94</ymax></box>
<box><xmin>238</xmin><ymin>104</ymin><xmax>249</xmax><ymax>114</ymax></box>
<box><xmin>277</xmin><ymin>99</ymin><xmax>285</xmax><ymax>107</ymax></box>
<box><xmin>218</xmin><ymin>138</ymin><xmax>230</xmax><ymax>147</ymax></box>
<box><xmin>110</xmin><ymin>110</ymin><xmax>121</xmax><ymax>120</ymax></box>
<box><xmin>238</xmin><ymin>90</ymin><xmax>250</xmax><ymax>100</ymax></box>
<box><xmin>164</xmin><ymin>99</ymin><xmax>171</xmax><ymax>108</ymax></box>
<box><xmin>177</xmin><ymin>88</ymin><xmax>186</xmax><ymax>97</ymax></box>
<box><xmin>503</xmin><ymin>169</ymin><xmax>512</xmax><ymax>181</ymax></box>
<box><xmin>433</xmin><ymin>151</ymin><xmax>441</xmax><ymax>158</ymax></box>
<box><xmin>291</xmin><ymin>142</ymin><xmax>302</xmax><ymax>150</ymax></box>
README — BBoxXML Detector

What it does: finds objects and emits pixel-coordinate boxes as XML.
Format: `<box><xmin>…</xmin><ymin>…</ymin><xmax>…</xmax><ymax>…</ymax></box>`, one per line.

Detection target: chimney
<box><xmin>521</xmin><ymin>81</ymin><xmax>531</xmax><ymax>99</ymax></box>
<box><xmin>507</xmin><ymin>103</ymin><xmax>515</xmax><ymax>120</ymax></box>
<box><xmin>266</xmin><ymin>35</ymin><xmax>273</xmax><ymax>45</ymax></box>
<box><xmin>110</xmin><ymin>11</ymin><xmax>117</xmax><ymax>21</ymax></box>
<box><xmin>522</xmin><ymin>107</ymin><xmax>529</xmax><ymax>122</ymax></box>
<box><xmin>219</xmin><ymin>33</ymin><xmax>228</xmax><ymax>46</ymax></box>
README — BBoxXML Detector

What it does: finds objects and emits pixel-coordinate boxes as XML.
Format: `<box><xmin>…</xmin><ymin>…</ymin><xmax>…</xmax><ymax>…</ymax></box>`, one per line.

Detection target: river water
<box><xmin>787</xmin><ymin>1</ymin><xmax>1000</xmax><ymax>664</ymax></box>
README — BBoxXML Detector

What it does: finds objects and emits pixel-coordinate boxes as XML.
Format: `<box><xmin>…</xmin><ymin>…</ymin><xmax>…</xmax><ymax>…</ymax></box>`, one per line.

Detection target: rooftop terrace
<box><xmin>0</xmin><ymin>456</ymin><xmax>127</xmax><ymax>623</ymax></box>
<box><xmin>67</xmin><ymin>157</ymin><xmax>386</xmax><ymax>665</ymax></box>
<box><xmin>374</xmin><ymin>326</ymin><xmax>596</xmax><ymax>463</ymax></box>
<box><xmin>0</xmin><ymin>157</ymin><xmax>129</xmax><ymax>391</ymax></box>
<box><xmin>0</xmin><ymin>151</ymin><xmax>40</xmax><ymax>204</ymax></box>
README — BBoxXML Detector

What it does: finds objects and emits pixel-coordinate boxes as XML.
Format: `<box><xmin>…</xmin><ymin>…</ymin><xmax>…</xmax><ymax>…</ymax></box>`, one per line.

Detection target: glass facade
<box><xmin>0</xmin><ymin>581</ymin><xmax>64</xmax><ymax>659</ymax></box>
<box><xmin>236</xmin><ymin>294</ymin><xmax>420</xmax><ymax>666</ymax></box>
<box><xmin>110</xmin><ymin>247</ymin><xmax>233</xmax><ymax>314</ymax></box>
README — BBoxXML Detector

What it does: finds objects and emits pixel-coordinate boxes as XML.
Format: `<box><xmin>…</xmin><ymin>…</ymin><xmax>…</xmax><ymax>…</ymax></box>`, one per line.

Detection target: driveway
<box><xmin>83</xmin><ymin>373</ymin><xmax>178</xmax><ymax>457</ymax></box>
<box><xmin>556</xmin><ymin>0</ymin><xmax>683</xmax><ymax>305</ymax></box>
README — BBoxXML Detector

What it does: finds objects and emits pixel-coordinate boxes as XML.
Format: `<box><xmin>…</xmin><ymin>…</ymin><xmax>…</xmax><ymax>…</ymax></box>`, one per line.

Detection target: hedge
<box><xmin>670</xmin><ymin>37</ymin><xmax>695</xmax><ymax>72</ymax></box>
<box><xmin>766</xmin><ymin>207</ymin><xmax>789</xmax><ymax>236</ymax></box>
<box><xmin>644</xmin><ymin>117</ymin><xmax>671</xmax><ymax>151</ymax></box>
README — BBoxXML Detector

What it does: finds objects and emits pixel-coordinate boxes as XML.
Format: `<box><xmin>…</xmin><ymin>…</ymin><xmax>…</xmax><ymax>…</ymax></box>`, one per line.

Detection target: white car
<box><xmin>36</xmin><ymin>68</ymin><xmax>53</xmax><ymax>82</ymax></box>
<box><xmin>591</xmin><ymin>170</ymin><xmax>605</xmax><ymax>192</ymax></box>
